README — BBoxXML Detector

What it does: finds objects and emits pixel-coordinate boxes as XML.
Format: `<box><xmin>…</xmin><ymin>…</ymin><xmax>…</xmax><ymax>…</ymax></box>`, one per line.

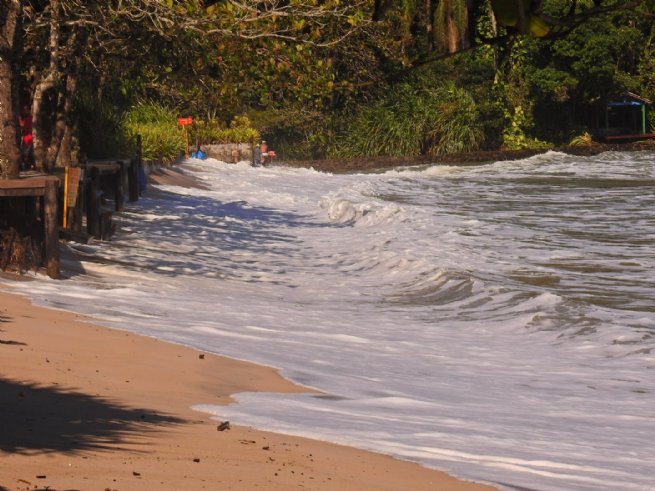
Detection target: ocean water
<box><xmin>6</xmin><ymin>151</ymin><xmax>655</xmax><ymax>491</ymax></box>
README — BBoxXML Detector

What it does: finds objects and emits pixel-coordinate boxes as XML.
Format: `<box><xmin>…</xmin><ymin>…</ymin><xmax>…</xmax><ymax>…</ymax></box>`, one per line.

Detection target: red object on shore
<box><xmin>177</xmin><ymin>117</ymin><xmax>193</xmax><ymax>126</ymax></box>
<box><xmin>20</xmin><ymin>115</ymin><xmax>33</xmax><ymax>145</ymax></box>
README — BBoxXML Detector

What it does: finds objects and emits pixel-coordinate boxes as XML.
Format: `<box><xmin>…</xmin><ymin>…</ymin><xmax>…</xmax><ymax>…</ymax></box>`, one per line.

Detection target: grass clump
<box><xmin>330</xmin><ymin>81</ymin><xmax>484</xmax><ymax>158</ymax></box>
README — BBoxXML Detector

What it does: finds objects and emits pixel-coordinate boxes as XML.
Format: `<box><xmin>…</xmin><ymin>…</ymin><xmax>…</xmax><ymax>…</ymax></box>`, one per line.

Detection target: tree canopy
<box><xmin>1</xmin><ymin>0</ymin><xmax>653</xmax><ymax>176</ymax></box>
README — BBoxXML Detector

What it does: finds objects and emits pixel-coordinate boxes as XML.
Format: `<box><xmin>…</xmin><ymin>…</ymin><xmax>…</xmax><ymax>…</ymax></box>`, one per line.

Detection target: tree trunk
<box><xmin>48</xmin><ymin>69</ymin><xmax>78</xmax><ymax>168</ymax></box>
<box><xmin>31</xmin><ymin>0</ymin><xmax>61</xmax><ymax>173</ymax></box>
<box><xmin>0</xmin><ymin>57</ymin><xmax>20</xmax><ymax>179</ymax></box>
<box><xmin>426</xmin><ymin>0</ymin><xmax>438</xmax><ymax>52</ymax></box>
<box><xmin>0</xmin><ymin>1</ymin><xmax>22</xmax><ymax>179</ymax></box>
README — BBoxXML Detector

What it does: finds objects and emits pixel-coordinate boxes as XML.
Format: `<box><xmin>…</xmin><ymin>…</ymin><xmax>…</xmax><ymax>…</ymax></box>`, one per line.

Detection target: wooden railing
<box><xmin>0</xmin><ymin>136</ymin><xmax>145</xmax><ymax>279</ymax></box>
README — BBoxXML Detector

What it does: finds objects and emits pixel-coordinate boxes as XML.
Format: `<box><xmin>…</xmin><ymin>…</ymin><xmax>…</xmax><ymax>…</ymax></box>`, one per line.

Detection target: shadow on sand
<box><xmin>0</xmin><ymin>377</ymin><xmax>183</xmax><ymax>455</ymax></box>
<box><xmin>0</xmin><ymin>314</ymin><xmax>26</xmax><ymax>346</ymax></box>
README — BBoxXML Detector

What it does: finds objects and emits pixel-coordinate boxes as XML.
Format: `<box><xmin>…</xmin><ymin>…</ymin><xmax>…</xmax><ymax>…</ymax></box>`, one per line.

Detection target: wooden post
<box><xmin>65</xmin><ymin>167</ymin><xmax>82</xmax><ymax>231</ymax></box>
<box><xmin>86</xmin><ymin>166</ymin><xmax>100</xmax><ymax>239</ymax></box>
<box><xmin>137</xmin><ymin>134</ymin><xmax>143</xmax><ymax>166</ymax></box>
<box><xmin>63</xmin><ymin>166</ymin><xmax>69</xmax><ymax>228</ymax></box>
<box><xmin>72</xmin><ymin>175</ymin><xmax>85</xmax><ymax>233</ymax></box>
<box><xmin>114</xmin><ymin>161</ymin><xmax>125</xmax><ymax>212</ymax></box>
<box><xmin>44</xmin><ymin>179</ymin><xmax>60</xmax><ymax>279</ymax></box>
<box><xmin>128</xmin><ymin>135</ymin><xmax>143</xmax><ymax>201</ymax></box>
<box><xmin>177</xmin><ymin>118</ymin><xmax>192</xmax><ymax>157</ymax></box>
<box><xmin>128</xmin><ymin>158</ymin><xmax>139</xmax><ymax>202</ymax></box>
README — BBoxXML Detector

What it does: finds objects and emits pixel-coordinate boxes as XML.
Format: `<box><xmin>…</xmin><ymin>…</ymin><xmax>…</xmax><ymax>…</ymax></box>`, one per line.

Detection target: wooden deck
<box><xmin>85</xmin><ymin>158</ymin><xmax>139</xmax><ymax>212</ymax></box>
<box><xmin>1</xmin><ymin>143</ymin><xmax>143</xmax><ymax>280</ymax></box>
<box><xmin>0</xmin><ymin>175</ymin><xmax>60</xmax><ymax>279</ymax></box>
<box><xmin>0</xmin><ymin>175</ymin><xmax>59</xmax><ymax>197</ymax></box>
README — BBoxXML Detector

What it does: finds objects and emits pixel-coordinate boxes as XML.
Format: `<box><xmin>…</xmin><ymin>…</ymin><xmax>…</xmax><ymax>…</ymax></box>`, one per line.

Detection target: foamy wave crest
<box><xmin>319</xmin><ymin>182</ymin><xmax>403</xmax><ymax>226</ymax></box>
<box><xmin>385</xmin><ymin>269</ymin><xmax>478</xmax><ymax>306</ymax></box>
<box><xmin>420</xmin><ymin>165</ymin><xmax>467</xmax><ymax>177</ymax></box>
<box><xmin>474</xmin><ymin>150</ymin><xmax>571</xmax><ymax>173</ymax></box>
<box><xmin>321</xmin><ymin>197</ymin><xmax>402</xmax><ymax>226</ymax></box>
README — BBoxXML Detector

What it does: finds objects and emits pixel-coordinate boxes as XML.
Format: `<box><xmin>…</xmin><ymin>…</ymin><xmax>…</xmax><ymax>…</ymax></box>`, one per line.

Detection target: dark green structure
<box><xmin>601</xmin><ymin>92</ymin><xmax>652</xmax><ymax>141</ymax></box>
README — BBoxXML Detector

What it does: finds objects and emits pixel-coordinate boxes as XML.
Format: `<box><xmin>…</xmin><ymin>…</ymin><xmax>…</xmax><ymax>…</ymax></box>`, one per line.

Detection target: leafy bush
<box><xmin>330</xmin><ymin>81</ymin><xmax>484</xmax><ymax>158</ymax></box>
<box><xmin>75</xmin><ymin>91</ymin><xmax>131</xmax><ymax>159</ymax></box>
<box><xmin>247</xmin><ymin>107</ymin><xmax>332</xmax><ymax>159</ymax></box>
<box><xmin>190</xmin><ymin>116</ymin><xmax>260</xmax><ymax>145</ymax></box>
<box><xmin>425</xmin><ymin>89</ymin><xmax>484</xmax><ymax>155</ymax></box>
<box><xmin>121</xmin><ymin>103</ymin><xmax>185</xmax><ymax>163</ymax></box>
<box><xmin>121</xmin><ymin>106</ymin><xmax>260</xmax><ymax>161</ymax></box>
<box><xmin>502</xmin><ymin>105</ymin><xmax>551</xmax><ymax>150</ymax></box>
<box><xmin>190</xmin><ymin>118</ymin><xmax>225</xmax><ymax>145</ymax></box>
<box><xmin>569</xmin><ymin>132</ymin><xmax>593</xmax><ymax>146</ymax></box>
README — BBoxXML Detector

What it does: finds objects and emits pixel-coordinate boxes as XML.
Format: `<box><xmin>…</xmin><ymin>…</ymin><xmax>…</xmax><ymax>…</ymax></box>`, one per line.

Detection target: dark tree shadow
<box><xmin>0</xmin><ymin>339</ymin><xmax>25</xmax><ymax>346</ymax></box>
<box><xmin>0</xmin><ymin>315</ymin><xmax>25</xmax><ymax>345</ymax></box>
<box><xmin>0</xmin><ymin>377</ymin><xmax>183</xmax><ymax>454</ymax></box>
<box><xmin>0</xmin><ymin>314</ymin><xmax>26</xmax><ymax>346</ymax></box>
<box><xmin>65</xmin><ymin>187</ymin><xmax>338</xmax><ymax>284</ymax></box>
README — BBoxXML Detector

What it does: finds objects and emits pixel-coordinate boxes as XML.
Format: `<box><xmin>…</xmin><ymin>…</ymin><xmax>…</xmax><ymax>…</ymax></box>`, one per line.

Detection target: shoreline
<box><xmin>278</xmin><ymin>140</ymin><xmax>655</xmax><ymax>173</ymax></box>
<box><xmin>0</xmin><ymin>286</ymin><xmax>499</xmax><ymax>491</ymax></box>
<box><xmin>0</xmin><ymin>285</ymin><xmax>499</xmax><ymax>491</ymax></box>
<box><xmin>2</xmin><ymin>143</ymin><xmax>649</xmax><ymax>491</ymax></box>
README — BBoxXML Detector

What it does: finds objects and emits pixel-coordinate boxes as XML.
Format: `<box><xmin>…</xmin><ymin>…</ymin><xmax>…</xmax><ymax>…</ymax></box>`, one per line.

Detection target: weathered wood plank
<box><xmin>0</xmin><ymin>176</ymin><xmax>55</xmax><ymax>197</ymax></box>
<box><xmin>115</xmin><ymin>161</ymin><xmax>126</xmax><ymax>212</ymax></box>
<box><xmin>44</xmin><ymin>179</ymin><xmax>60</xmax><ymax>279</ymax></box>
<box><xmin>86</xmin><ymin>167</ymin><xmax>100</xmax><ymax>239</ymax></box>
<box><xmin>128</xmin><ymin>158</ymin><xmax>139</xmax><ymax>202</ymax></box>
<box><xmin>0</xmin><ymin>188</ymin><xmax>46</xmax><ymax>197</ymax></box>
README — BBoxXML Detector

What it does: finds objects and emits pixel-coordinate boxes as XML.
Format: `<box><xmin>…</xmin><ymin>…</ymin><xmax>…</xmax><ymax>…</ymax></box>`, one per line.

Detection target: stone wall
<box><xmin>201</xmin><ymin>143</ymin><xmax>253</xmax><ymax>163</ymax></box>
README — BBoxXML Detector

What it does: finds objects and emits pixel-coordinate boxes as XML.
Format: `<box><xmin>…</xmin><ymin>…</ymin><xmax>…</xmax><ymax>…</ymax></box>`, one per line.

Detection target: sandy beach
<box><xmin>0</xmin><ymin>287</ymin><xmax>498</xmax><ymax>491</ymax></box>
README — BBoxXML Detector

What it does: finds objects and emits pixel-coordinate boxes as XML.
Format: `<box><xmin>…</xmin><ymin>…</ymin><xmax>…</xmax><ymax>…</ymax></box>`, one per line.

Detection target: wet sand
<box><xmin>0</xmin><ymin>287</ymin><xmax>497</xmax><ymax>491</ymax></box>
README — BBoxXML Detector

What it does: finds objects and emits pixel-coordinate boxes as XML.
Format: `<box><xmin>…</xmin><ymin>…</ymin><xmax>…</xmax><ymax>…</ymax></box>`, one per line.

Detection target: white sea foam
<box><xmin>5</xmin><ymin>151</ymin><xmax>655</xmax><ymax>491</ymax></box>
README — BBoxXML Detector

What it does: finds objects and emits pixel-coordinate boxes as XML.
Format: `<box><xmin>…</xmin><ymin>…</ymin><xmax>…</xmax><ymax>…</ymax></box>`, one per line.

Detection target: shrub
<box><xmin>122</xmin><ymin>103</ymin><xmax>185</xmax><ymax>163</ymax></box>
<box><xmin>502</xmin><ymin>106</ymin><xmax>552</xmax><ymax>150</ymax></box>
<box><xmin>190</xmin><ymin>116</ymin><xmax>260</xmax><ymax>145</ymax></box>
<box><xmin>246</xmin><ymin>107</ymin><xmax>332</xmax><ymax>159</ymax></box>
<box><xmin>75</xmin><ymin>91</ymin><xmax>131</xmax><ymax>159</ymax></box>
<box><xmin>568</xmin><ymin>132</ymin><xmax>593</xmax><ymax>146</ymax></box>
<box><xmin>330</xmin><ymin>82</ymin><xmax>484</xmax><ymax>158</ymax></box>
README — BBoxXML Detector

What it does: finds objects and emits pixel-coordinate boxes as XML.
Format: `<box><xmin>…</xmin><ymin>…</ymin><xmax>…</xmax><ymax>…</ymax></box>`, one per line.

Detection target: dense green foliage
<box><xmin>4</xmin><ymin>0</ymin><xmax>653</xmax><ymax>175</ymax></box>
<box><xmin>190</xmin><ymin>116</ymin><xmax>260</xmax><ymax>146</ymax></box>
<box><xmin>122</xmin><ymin>104</ymin><xmax>185</xmax><ymax>163</ymax></box>
<box><xmin>332</xmin><ymin>79</ymin><xmax>484</xmax><ymax>157</ymax></box>
<box><xmin>93</xmin><ymin>1</ymin><xmax>655</xmax><ymax>159</ymax></box>
<box><xmin>119</xmin><ymin>104</ymin><xmax>261</xmax><ymax>162</ymax></box>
